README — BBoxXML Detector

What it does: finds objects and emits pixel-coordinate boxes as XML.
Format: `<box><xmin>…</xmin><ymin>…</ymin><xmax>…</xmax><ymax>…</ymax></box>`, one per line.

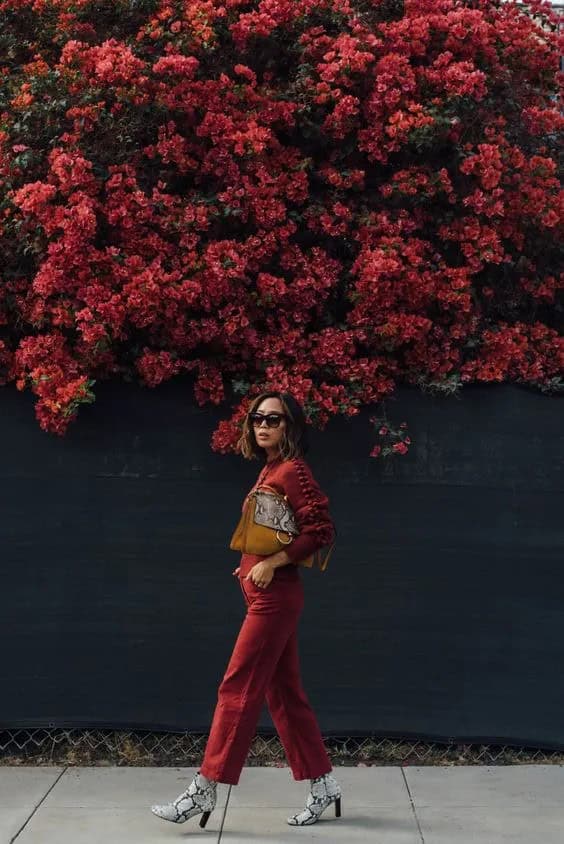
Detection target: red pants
<box><xmin>199</xmin><ymin>573</ymin><xmax>332</xmax><ymax>785</ymax></box>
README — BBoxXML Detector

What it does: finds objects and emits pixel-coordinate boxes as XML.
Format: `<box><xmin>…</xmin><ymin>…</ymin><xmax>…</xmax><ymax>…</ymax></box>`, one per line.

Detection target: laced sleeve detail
<box><xmin>280</xmin><ymin>458</ymin><xmax>335</xmax><ymax>565</ymax></box>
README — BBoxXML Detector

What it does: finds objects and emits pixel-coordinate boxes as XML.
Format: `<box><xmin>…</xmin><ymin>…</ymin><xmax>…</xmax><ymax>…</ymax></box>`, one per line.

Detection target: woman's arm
<box><xmin>267</xmin><ymin>548</ymin><xmax>293</xmax><ymax>568</ymax></box>
<box><xmin>279</xmin><ymin>458</ymin><xmax>335</xmax><ymax>565</ymax></box>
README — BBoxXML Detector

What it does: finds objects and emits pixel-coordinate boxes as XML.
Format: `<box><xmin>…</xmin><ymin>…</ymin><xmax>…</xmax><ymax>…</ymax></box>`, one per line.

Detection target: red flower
<box><xmin>0</xmin><ymin>0</ymin><xmax>560</xmax><ymax>448</ymax></box>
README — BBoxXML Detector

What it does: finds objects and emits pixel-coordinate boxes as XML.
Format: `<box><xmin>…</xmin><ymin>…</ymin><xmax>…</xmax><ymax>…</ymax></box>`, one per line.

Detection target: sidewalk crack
<box><xmin>401</xmin><ymin>767</ymin><xmax>425</xmax><ymax>844</ymax></box>
<box><xmin>10</xmin><ymin>766</ymin><xmax>68</xmax><ymax>843</ymax></box>
<box><xmin>217</xmin><ymin>783</ymin><xmax>232</xmax><ymax>842</ymax></box>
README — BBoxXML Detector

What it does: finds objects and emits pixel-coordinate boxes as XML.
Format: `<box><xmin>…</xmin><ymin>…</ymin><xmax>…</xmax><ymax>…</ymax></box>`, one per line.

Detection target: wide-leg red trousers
<box><xmin>199</xmin><ymin>573</ymin><xmax>332</xmax><ymax>786</ymax></box>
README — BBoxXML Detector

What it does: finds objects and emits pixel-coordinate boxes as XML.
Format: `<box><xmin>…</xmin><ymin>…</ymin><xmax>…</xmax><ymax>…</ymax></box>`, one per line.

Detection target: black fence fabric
<box><xmin>1</xmin><ymin>378</ymin><xmax>563</xmax><ymax>749</ymax></box>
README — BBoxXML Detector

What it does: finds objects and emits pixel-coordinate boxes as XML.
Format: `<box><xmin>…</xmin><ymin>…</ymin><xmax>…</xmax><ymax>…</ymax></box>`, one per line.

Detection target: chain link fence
<box><xmin>1</xmin><ymin>729</ymin><xmax>563</xmax><ymax>767</ymax></box>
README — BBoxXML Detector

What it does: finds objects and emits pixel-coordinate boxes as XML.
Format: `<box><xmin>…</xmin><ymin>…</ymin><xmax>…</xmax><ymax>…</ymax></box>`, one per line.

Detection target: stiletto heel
<box><xmin>200</xmin><ymin>810</ymin><xmax>211</xmax><ymax>828</ymax></box>
<box><xmin>335</xmin><ymin>796</ymin><xmax>341</xmax><ymax>817</ymax></box>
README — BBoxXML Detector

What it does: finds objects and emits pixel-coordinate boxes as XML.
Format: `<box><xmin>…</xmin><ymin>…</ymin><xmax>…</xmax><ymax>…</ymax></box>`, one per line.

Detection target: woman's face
<box><xmin>252</xmin><ymin>397</ymin><xmax>287</xmax><ymax>457</ymax></box>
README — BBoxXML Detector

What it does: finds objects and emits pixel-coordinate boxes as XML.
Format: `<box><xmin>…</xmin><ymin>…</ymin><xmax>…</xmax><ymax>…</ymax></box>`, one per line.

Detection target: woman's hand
<box><xmin>246</xmin><ymin>559</ymin><xmax>275</xmax><ymax>589</ymax></box>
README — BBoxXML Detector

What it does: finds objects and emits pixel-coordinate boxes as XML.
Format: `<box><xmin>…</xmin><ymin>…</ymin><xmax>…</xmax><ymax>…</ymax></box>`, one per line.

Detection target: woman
<box><xmin>151</xmin><ymin>391</ymin><xmax>341</xmax><ymax>828</ymax></box>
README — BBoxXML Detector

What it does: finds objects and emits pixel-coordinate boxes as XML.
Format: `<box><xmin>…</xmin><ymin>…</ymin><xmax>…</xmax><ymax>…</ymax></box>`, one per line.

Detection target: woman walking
<box><xmin>151</xmin><ymin>390</ymin><xmax>341</xmax><ymax>828</ymax></box>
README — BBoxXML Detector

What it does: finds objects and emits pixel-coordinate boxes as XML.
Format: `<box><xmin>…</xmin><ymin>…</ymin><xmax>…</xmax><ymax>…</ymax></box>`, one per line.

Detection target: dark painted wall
<box><xmin>1</xmin><ymin>378</ymin><xmax>563</xmax><ymax>749</ymax></box>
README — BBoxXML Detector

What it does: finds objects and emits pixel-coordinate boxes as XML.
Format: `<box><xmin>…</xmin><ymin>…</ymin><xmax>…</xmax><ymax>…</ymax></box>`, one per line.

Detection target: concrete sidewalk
<box><xmin>1</xmin><ymin>764</ymin><xmax>563</xmax><ymax>843</ymax></box>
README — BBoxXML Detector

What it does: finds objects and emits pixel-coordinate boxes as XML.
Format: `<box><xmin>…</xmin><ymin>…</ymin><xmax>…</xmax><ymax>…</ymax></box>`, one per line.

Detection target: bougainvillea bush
<box><xmin>0</xmin><ymin>0</ymin><xmax>562</xmax><ymax>455</ymax></box>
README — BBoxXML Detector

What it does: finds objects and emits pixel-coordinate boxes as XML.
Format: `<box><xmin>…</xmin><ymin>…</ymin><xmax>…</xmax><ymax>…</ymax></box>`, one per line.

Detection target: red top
<box><xmin>238</xmin><ymin>454</ymin><xmax>336</xmax><ymax>582</ymax></box>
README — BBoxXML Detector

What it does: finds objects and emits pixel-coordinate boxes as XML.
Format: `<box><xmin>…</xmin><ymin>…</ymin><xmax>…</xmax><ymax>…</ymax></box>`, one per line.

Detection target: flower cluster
<box><xmin>0</xmin><ymin>0</ymin><xmax>562</xmax><ymax>454</ymax></box>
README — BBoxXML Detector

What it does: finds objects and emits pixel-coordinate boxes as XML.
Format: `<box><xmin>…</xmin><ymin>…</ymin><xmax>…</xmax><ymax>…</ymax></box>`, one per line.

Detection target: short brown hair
<box><xmin>237</xmin><ymin>391</ymin><xmax>310</xmax><ymax>461</ymax></box>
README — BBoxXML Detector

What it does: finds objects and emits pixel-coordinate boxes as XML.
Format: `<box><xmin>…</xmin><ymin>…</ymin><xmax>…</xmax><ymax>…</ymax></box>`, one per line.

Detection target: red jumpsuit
<box><xmin>199</xmin><ymin>454</ymin><xmax>336</xmax><ymax>785</ymax></box>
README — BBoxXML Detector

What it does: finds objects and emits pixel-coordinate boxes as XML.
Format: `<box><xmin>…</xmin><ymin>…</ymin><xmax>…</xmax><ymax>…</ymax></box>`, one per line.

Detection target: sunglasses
<box><xmin>249</xmin><ymin>412</ymin><xmax>286</xmax><ymax>428</ymax></box>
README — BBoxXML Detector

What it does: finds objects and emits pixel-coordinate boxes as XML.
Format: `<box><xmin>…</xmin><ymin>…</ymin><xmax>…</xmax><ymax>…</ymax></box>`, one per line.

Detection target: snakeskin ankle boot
<box><xmin>150</xmin><ymin>770</ymin><xmax>217</xmax><ymax>827</ymax></box>
<box><xmin>287</xmin><ymin>772</ymin><xmax>342</xmax><ymax>826</ymax></box>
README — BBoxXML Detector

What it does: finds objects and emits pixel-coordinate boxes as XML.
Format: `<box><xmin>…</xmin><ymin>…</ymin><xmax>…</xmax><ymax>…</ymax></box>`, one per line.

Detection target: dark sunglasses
<box><xmin>249</xmin><ymin>412</ymin><xmax>286</xmax><ymax>428</ymax></box>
